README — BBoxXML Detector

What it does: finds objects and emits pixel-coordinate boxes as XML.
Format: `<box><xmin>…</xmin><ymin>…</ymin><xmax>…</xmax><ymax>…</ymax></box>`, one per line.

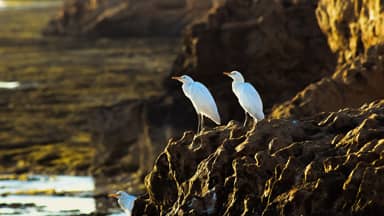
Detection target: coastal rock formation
<box><xmin>168</xmin><ymin>0</ymin><xmax>336</xmax><ymax>118</ymax></box>
<box><xmin>316</xmin><ymin>0</ymin><xmax>384</xmax><ymax>63</ymax></box>
<box><xmin>43</xmin><ymin>0</ymin><xmax>215</xmax><ymax>36</ymax></box>
<box><xmin>133</xmin><ymin>100</ymin><xmax>384</xmax><ymax>215</ymax></box>
<box><xmin>272</xmin><ymin>0</ymin><xmax>384</xmax><ymax>118</ymax></box>
<box><xmin>88</xmin><ymin>0</ymin><xmax>384</xmax><ymax>202</ymax></box>
<box><xmin>90</xmin><ymin>0</ymin><xmax>337</xmax><ymax>186</ymax></box>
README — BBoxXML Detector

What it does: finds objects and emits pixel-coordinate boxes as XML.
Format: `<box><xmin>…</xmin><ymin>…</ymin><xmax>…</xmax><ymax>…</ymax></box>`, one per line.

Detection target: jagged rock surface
<box><xmin>316</xmin><ymin>0</ymin><xmax>384</xmax><ymax>63</ymax></box>
<box><xmin>133</xmin><ymin>100</ymin><xmax>384</xmax><ymax>215</ymax></box>
<box><xmin>43</xmin><ymin>0</ymin><xmax>215</xmax><ymax>37</ymax></box>
<box><xmin>272</xmin><ymin>0</ymin><xmax>384</xmax><ymax>118</ymax></box>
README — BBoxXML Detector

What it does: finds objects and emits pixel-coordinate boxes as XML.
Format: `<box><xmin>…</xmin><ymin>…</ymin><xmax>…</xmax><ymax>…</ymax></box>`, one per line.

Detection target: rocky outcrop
<box><xmin>89</xmin><ymin>0</ymin><xmax>338</xmax><ymax>189</ymax></box>
<box><xmin>272</xmin><ymin>46</ymin><xmax>384</xmax><ymax>118</ymax></box>
<box><xmin>168</xmin><ymin>0</ymin><xmax>336</xmax><ymax>117</ymax></box>
<box><xmin>272</xmin><ymin>0</ymin><xmax>384</xmax><ymax>118</ymax></box>
<box><xmin>133</xmin><ymin>100</ymin><xmax>384</xmax><ymax>215</ymax></box>
<box><xmin>43</xmin><ymin>0</ymin><xmax>215</xmax><ymax>37</ymax></box>
<box><xmin>88</xmin><ymin>0</ymin><xmax>384</xmax><ymax>201</ymax></box>
<box><xmin>316</xmin><ymin>0</ymin><xmax>384</xmax><ymax>63</ymax></box>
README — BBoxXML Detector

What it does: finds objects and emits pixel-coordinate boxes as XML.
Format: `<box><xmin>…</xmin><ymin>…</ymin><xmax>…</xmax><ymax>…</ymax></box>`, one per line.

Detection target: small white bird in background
<box><xmin>109</xmin><ymin>191</ymin><xmax>137</xmax><ymax>216</ymax></box>
<box><xmin>223</xmin><ymin>70</ymin><xmax>264</xmax><ymax>127</ymax></box>
<box><xmin>172</xmin><ymin>75</ymin><xmax>221</xmax><ymax>133</ymax></box>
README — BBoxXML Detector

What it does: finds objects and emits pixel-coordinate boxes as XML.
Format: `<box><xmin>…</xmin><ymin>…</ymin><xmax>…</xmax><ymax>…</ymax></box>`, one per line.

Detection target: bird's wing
<box><xmin>237</xmin><ymin>83</ymin><xmax>264</xmax><ymax>120</ymax></box>
<box><xmin>124</xmin><ymin>210</ymin><xmax>132</xmax><ymax>216</ymax></box>
<box><xmin>185</xmin><ymin>82</ymin><xmax>221</xmax><ymax>125</ymax></box>
<box><xmin>119</xmin><ymin>196</ymin><xmax>136</xmax><ymax>214</ymax></box>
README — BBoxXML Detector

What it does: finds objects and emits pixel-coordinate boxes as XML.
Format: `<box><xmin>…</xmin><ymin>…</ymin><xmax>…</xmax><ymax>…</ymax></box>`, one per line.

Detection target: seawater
<box><xmin>0</xmin><ymin>175</ymin><xmax>96</xmax><ymax>215</ymax></box>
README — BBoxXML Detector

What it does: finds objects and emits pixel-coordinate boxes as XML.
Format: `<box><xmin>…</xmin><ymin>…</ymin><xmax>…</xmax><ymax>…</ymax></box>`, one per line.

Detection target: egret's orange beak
<box><xmin>108</xmin><ymin>193</ymin><xmax>119</xmax><ymax>199</ymax></box>
<box><xmin>223</xmin><ymin>72</ymin><xmax>231</xmax><ymax>76</ymax></box>
<box><xmin>171</xmin><ymin>76</ymin><xmax>182</xmax><ymax>81</ymax></box>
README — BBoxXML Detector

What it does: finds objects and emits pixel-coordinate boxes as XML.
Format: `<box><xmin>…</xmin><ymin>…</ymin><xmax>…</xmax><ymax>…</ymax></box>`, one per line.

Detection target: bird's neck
<box><xmin>232</xmin><ymin>80</ymin><xmax>244</xmax><ymax>85</ymax></box>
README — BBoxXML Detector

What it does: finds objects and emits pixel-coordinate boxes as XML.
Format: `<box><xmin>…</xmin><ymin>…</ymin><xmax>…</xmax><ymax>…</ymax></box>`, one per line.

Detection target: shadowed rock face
<box><xmin>272</xmin><ymin>0</ymin><xmax>384</xmax><ymax>118</ymax></box>
<box><xmin>43</xmin><ymin>0</ymin><xmax>214</xmax><ymax>37</ymax></box>
<box><xmin>168</xmin><ymin>0</ymin><xmax>336</xmax><ymax>121</ymax></box>
<box><xmin>272</xmin><ymin>46</ymin><xmax>384</xmax><ymax>118</ymax></box>
<box><xmin>89</xmin><ymin>0</ymin><xmax>337</xmax><ymax>191</ymax></box>
<box><xmin>133</xmin><ymin>100</ymin><xmax>384</xmax><ymax>215</ymax></box>
<box><xmin>88</xmin><ymin>0</ymin><xmax>384</xmax><ymax>200</ymax></box>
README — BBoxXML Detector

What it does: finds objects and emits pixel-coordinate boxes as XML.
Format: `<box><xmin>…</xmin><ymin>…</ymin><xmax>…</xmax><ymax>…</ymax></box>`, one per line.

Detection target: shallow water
<box><xmin>0</xmin><ymin>175</ymin><xmax>95</xmax><ymax>215</ymax></box>
<box><xmin>0</xmin><ymin>81</ymin><xmax>20</xmax><ymax>89</ymax></box>
<box><xmin>0</xmin><ymin>175</ymin><xmax>126</xmax><ymax>216</ymax></box>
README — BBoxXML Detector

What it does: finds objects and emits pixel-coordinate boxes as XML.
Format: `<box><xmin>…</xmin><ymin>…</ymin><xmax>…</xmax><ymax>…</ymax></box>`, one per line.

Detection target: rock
<box><xmin>90</xmin><ymin>95</ymin><xmax>199</xmax><ymax>192</ymax></box>
<box><xmin>168</xmin><ymin>0</ymin><xmax>336</xmax><ymax>121</ymax></box>
<box><xmin>316</xmin><ymin>0</ymin><xmax>384</xmax><ymax>63</ymax></box>
<box><xmin>133</xmin><ymin>100</ymin><xmax>384</xmax><ymax>215</ymax></box>
<box><xmin>87</xmin><ymin>0</ymin><xmax>384</xmax><ymax>199</ymax></box>
<box><xmin>43</xmin><ymin>0</ymin><xmax>215</xmax><ymax>37</ymax></box>
<box><xmin>272</xmin><ymin>0</ymin><xmax>384</xmax><ymax>118</ymax></box>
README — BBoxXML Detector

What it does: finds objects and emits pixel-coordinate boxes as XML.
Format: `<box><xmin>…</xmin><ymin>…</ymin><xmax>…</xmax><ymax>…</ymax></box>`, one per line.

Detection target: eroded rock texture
<box><xmin>272</xmin><ymin>0</ymin><xmax>384</xmax><ymax>118</ymax></box>
<box><xmin>133</xmin><ymin>100</ymin><xmax>384</xmax><ymax>215</ymax></box>
<box><xmin>316</xmin><ymin>0</ymin><xmax>384</xmax><ymax>62</ymax></box>
<box><xmin>43</xmin><ymin>0</ymin><xmax>214</xmax><ymax>36</ymax></box>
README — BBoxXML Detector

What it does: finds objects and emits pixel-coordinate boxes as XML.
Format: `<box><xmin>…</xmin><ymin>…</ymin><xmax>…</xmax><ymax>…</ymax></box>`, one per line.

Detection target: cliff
<box><xmin>133</xmin><ymin>100</ymin><xmax>384</xmax><ymax>215</ymax></box>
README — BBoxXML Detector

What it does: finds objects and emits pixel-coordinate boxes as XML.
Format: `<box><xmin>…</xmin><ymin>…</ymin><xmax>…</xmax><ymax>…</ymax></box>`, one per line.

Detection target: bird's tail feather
<box><xmin>210</xmin><ymin>112</ymin><xmax>221</xmax><ymax>125</ymax></box>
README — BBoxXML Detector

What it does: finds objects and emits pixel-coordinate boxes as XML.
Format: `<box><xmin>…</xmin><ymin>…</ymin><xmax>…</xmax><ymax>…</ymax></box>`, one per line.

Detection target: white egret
<box><xmin>109</xmin><ymin>191</ymin><xmax>136</xmax><ymax>216</ymax></box>
<box><xmin>223</xmin><ymin>71</ymin><xmax>264</xmax><ymax>127</ymax></box>
<box><xmin>172</xmin><ymin>75</ymin><xmax>221</xmax><ymax>133</ymax></box>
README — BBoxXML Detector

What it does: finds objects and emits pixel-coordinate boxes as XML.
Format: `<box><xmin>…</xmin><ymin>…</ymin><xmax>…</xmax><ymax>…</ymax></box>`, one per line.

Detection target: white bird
<box><xmin>109</xmin><ymin>191</ymin><xmax>136</xmax><ymax>216</ymax></box>
<box><xmin>172</xmin><ymin>75</ymin><xmax>221</xmax><ymax>133</ymax></box>
<box><xmin>223</xmin><ymin>70</ymin><xmax>264</xmax><ymax>127</ymax></box>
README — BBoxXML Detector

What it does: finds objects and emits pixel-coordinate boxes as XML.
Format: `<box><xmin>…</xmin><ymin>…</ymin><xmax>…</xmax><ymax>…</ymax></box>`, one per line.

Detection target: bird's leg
<box><xmin>200</xmin><ymin>115</ymin><xmax>205</xmax><ymax>133</ymax></box>
<box><xmin>243</xmin><ymin>112</ymin><xmax>248</xmax><ymax>128</ymax></box>
<box><xmin>253</xmin><ymin>118</ymin><xmax>257</xmax><ymax>128</ymax></box>
<box><xmin>197</xmin><ymin>113</ymin><xmax>201</xmax><ymax>134</ymax></box>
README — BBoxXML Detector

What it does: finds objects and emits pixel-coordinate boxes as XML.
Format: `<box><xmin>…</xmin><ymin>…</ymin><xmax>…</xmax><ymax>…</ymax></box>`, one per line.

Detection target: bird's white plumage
<box><xmin>233</xmin><ymin>82</ymin><xmax>264</xmax><ymax>121</ymax></box>
<box><xmin>115</xmin><ymin>191</ymin><xmax>136</xmax><ymax>216</ymax></box>
<box><xmin>174</xmin><ymin>75</ymin><xmax>221</xmax><ymax>125</ymax></box>
<box><xmin>226</xmin><ymin>71</ymin><xmax>264</xmax><ymax>122</ymax></box>
<box><xmin>182</xmin><ymin>81</ymin><xmax>221</xmax><ymax>125</ymax></box>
